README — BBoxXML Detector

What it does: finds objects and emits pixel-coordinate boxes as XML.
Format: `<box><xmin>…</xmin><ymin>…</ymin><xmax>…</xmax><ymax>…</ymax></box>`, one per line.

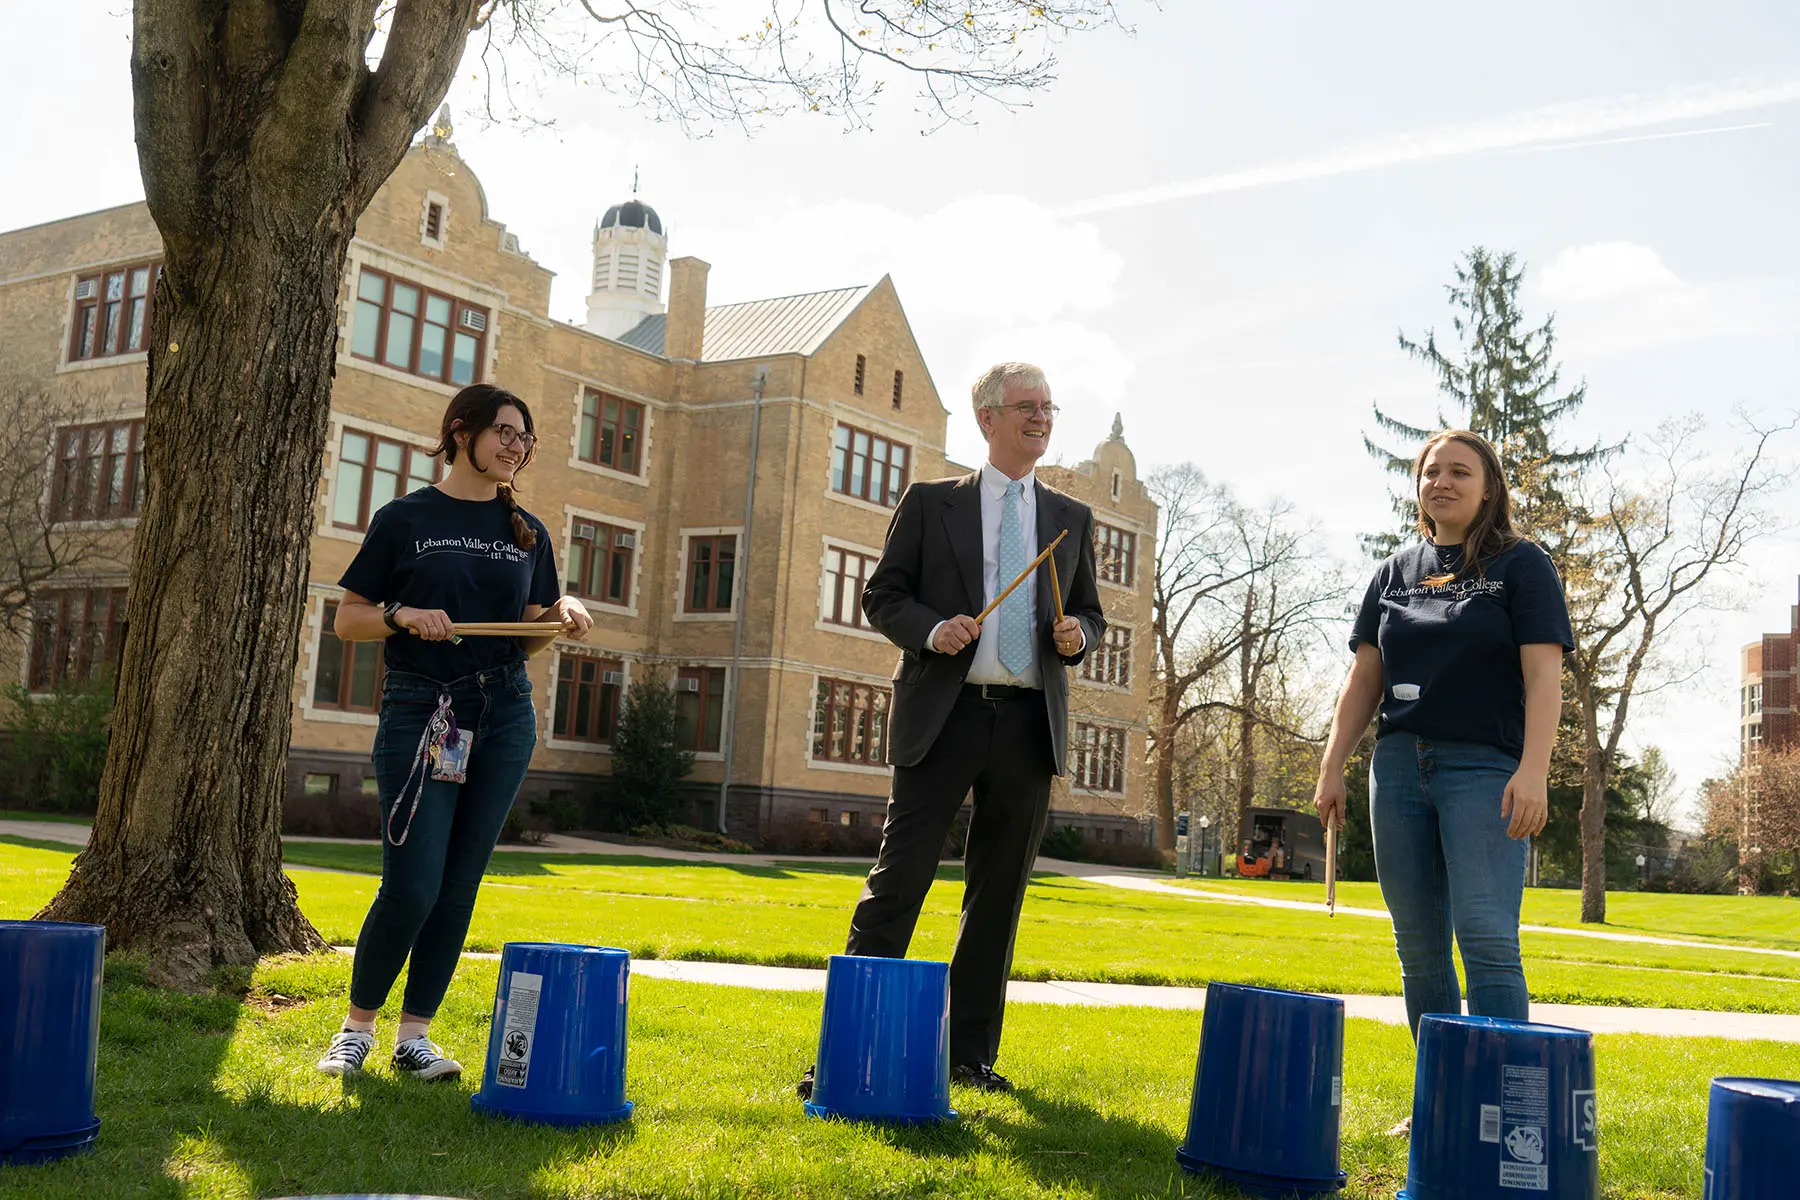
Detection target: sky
<box><xmin>3</xmin><ymin>2</ymin><xmax>1799</xmax><ymax>824</ymax></box>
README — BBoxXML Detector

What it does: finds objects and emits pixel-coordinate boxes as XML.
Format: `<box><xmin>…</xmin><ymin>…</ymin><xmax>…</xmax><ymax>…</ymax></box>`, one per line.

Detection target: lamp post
<box><xmin>1635</xmin><ymin>853</ymin><xmax>1647</xmax><ymax>889</ymax></box>
<box><xmin>1197</xmin><ymin>815</ymin><xmax>1211</xmax><ymax>877</ymax></box>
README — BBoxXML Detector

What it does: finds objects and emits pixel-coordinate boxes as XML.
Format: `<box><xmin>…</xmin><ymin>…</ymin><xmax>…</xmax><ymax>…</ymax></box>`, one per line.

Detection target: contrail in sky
<box><xmin>1057</xmin><ymin>80</ymin><xmax>1799</xmax><ymax>218</ymax></box>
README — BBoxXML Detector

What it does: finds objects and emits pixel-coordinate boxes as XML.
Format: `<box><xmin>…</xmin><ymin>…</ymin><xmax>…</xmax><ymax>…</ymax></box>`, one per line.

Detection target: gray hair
<box><xmin>970</xmin><ymin>362</ymin><xmax>1049</xmax><ymax>418</ymax></box>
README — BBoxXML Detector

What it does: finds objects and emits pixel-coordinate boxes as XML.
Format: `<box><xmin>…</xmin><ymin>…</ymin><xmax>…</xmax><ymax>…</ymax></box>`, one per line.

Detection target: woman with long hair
<box><xmin>315</xmin><ymin>383</ymin><xmax>592</xmax><ymax>1080</ymax></box>
<box><xmin>1314</xmin><ymin>430</ymin><xmax>1571</xmax><ymax>1046</ymax></box>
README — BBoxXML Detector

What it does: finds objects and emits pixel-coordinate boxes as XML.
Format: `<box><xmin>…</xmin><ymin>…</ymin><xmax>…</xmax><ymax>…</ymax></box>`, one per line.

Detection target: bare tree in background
<box><xmin>41</xmin><ymin>0</ymin><xmax>1144</xmax><ymax>985</ymax></box>
<box><xmin>1562</xmin><ymin>414</ymin><xmax>1793</xmax><ymax>923</ymax></box>
<box><xmin>1145</xmin><ymin>463</ymin><xmax>1345</xmax><ymax>850</ymax></box>
<box><xmin>0</xmin><ymin>382</ymin><xmax>121</xmax><ymax>642</ymax></box>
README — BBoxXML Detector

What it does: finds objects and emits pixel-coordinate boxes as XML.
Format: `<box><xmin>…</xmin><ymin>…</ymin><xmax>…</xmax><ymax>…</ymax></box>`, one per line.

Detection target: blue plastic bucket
<box><xmin>1399</xmin><ymin>1015</ymin><xmax>1598</xmax><ymax>1200</ymax></box>
<box><xmin>0</xmin><ymin>920</ymin><xmax>105</xmax><ymax>1166</ymax></box>
<box><xmin>1703</xmin><ymin>1077</ymin><xmax>1800</xmax><ymax>1200</ymax></box>
<box><xmin>805</xmin><ymin>955</ymin><xmax>954</xmax><ymax>1125</ymax></box>
<box><xmin>1175</xmin><ymin>982</ymin><xmax>1346</xmax><ymax>1197</ymax></box>
<box><xmin>470</xmin><ymin>943</ymin><xmax>633</xmax><ymax>1126</ymax></box>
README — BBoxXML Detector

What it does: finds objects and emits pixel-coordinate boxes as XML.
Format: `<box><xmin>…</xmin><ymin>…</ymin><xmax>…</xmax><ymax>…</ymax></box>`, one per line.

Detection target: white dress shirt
<box><xmin>926</xmin><ymin>463</ymin><xmax>1085</xmax><ymax>687</ymax></box>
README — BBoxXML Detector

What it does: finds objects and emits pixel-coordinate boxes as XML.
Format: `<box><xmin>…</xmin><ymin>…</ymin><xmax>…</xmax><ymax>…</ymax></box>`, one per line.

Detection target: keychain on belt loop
<box><xmin>386</xmin><ymin>693</ymin><xmax>472</xmax><ymax>846</ymax></box>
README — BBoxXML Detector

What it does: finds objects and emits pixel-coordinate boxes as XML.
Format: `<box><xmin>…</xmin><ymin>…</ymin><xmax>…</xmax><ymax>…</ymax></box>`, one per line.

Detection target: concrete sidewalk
<box><xmin>329</xmin><ymin>948</ymin><xmax>1800</xmax><ymax>1043</ymax></box>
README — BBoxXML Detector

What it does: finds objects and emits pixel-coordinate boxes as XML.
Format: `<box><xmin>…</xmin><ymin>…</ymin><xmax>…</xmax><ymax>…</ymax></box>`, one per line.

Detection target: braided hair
<box><xmin>433</xmin><ymin>383</ymin><xmax>539</xmax><ymax>550</ymax></box>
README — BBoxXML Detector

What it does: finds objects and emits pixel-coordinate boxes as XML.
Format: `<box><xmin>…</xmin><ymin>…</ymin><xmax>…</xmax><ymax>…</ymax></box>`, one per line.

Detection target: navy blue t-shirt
<box><xmin>1350</xmin><ymin>539</ymin><xmax>1573</xmax><ymax>759</ymax></box>
<box><xmin>339</xmin><ymin>487</ymin><xmax>561</xmax><ymax>682</ymax></box>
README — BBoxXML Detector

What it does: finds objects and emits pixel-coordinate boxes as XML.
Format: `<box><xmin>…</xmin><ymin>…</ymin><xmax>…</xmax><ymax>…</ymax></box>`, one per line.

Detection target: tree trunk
<box><xmin>1234</xmin><ymin>589</ymin><xmax>1255</xmax><ymax>847</ymax></box>
<box><xmin>1152</xmin><ymin>688</ymin><xmax>1179</xmax><ymax>851</ymax></box>
<box><xmin>1738</xmin><ymin>766</ymin><xmax>1759</xmax><ymax>895</ymax></box>
<box><xmin>1577</xmin><ymin>748</ymin><xmax>1609</xmax><ymax>923</ymax></box>
<box><xmin>37</xmin><ymin>0</ymin><xmax>476</xmax><ymax>986</ymax></box>
<box><xmin>38</xmin><ymin>212</ymin><xmax>351</xmax><ymax>982</ymax></box>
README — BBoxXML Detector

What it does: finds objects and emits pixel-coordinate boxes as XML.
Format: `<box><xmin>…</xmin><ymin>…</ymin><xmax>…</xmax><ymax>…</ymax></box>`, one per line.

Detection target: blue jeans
<box><xmin>1370</xmin><ymin>732</ymin><xmax>1530</xmax><ymax>1035</ymax></box>
<box><xmin>348</xmin><ymin>662</ymin><xmax>537</xmax><ymax>1018</ymax></box>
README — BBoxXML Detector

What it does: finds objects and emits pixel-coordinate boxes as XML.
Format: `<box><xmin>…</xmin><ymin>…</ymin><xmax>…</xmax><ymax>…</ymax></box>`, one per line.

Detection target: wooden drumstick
<box><xmin>1325</xmin><ymin>822</ymin><xmax>1339</xmax><ymax>917</ymax></box>
<box><xmin>974</xmin><ymin>529</ymin><xmax>1069</xmax><ymax>623</ymax></box>
<box><xmin>1048</xmin><ymin>552</ymin><xmax>1065</xmax><ymax>623</ymax></box>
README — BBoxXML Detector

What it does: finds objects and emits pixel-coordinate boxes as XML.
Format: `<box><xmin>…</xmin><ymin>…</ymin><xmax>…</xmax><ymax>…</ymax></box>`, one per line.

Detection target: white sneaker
<box><xmin>316</xmin><ymin>1029</ymin><xmax>375</xmax><ymax>1076</ymax></box>
<box><xmin>392</xmin><ymin>1035</ymin><xmax>463</xmax><ymax>1081</ymax></box>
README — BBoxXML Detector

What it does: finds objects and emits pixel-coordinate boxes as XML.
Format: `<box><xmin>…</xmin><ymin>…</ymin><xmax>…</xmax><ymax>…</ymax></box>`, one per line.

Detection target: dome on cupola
<box><xmin>601</xmin><ymin>200</ymin><xmax>663</xmax><ymax>236</ymax></box>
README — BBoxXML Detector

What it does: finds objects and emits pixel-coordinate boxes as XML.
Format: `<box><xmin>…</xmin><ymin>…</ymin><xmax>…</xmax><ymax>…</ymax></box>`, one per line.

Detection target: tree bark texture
<box><xmin>1234</xmin><ymin>589</ymin><xmax>1256</xmax><ymax>847</ymax></box>
<box><xmin>1152</xmin><ymin>683</ymin><xmax>1179</xmax><ymax>851</ymax></box>
<box><xmin>39</xmin><ymin>0</ymin><xmax>475</xmax><ymax>987</ymax></box>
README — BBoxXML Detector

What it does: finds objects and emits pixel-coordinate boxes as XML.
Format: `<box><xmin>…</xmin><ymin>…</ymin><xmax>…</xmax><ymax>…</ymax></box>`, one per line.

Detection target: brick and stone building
<box><xmin>0</xmin><ymin>121</ymin><xmax>1158</xmax><ymax>845</ymax></box>
<box><xmin>1741</xmin><ymin>577</ymin><xmax>1800</xmax><ymax>760</ymax></box>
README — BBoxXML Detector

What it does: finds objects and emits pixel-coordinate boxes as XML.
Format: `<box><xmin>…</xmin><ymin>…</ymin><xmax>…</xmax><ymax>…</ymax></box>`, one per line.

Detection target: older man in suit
<box><xmin>800</xmin><ymin>362</ymin><xmax>1106</xmax><ymax>1097</ymax></box>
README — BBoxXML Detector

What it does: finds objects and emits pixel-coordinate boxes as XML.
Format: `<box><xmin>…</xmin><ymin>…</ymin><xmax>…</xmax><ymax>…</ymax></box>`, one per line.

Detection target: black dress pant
<box><xmin>845</xmin><ymin>687</ymin><xmax>1055</xmax><ymax>1068</ymax></box>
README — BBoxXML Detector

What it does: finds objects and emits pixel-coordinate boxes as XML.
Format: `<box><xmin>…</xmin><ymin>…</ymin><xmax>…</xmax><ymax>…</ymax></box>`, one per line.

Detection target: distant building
<box><xmin>0</xmin><ymin>119</ymin><xmax>1158</xmax><ymax>844</ymax></box>
<box><xmin>1741</xmin><ymin>577</ymin><xmax>1800</xmax><ymax>759</ymax></box>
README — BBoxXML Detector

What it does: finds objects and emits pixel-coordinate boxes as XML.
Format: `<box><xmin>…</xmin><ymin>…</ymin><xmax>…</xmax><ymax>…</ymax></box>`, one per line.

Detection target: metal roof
<box><xmin>615</xmin><ymin>283</ymin><xmax>874</xmax><ymax>361</ymax></box>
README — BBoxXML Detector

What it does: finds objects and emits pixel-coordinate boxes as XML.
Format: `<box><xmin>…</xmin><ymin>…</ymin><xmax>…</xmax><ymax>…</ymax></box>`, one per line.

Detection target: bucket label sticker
<box><xmin>1572</xmin><ymin>1089</ymin><xmax>1597</xmax><ymax>1151</ymax></box>
<box><xmin>1498</xmin><ymin>1064</ymin><xmax>1550</xmax><ymax>1191</ymax></box>
<box><xmin>494</xmin><ymin>970</ymin><xmax>543</xmax><ymax>1089</ymax></box>
<box><xmin>1331</xmin><ymin>1075</ymin><xmax>1342</xmax><ymax>1107</ymax></box>
<box><xmin>1480</xmin><ymin>1104</ymin><xmax>1502</xmax><ymax>1143</ymax></box>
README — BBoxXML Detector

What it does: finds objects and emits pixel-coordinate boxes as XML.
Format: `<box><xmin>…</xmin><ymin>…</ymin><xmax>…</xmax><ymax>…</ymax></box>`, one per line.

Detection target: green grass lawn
<box><xmin>6</xmin><ymin>839</ymin><xmax>1799</xmax><ymax>1014</ymax></box>
<box><xmin>2</xmin><ymin>952</ymin><xmax>1794</xmax><ymax>1200</ymax></box>
<box><xmin>1172</xmin><ymin>876</ymin><xmax>1800</xmax><ymax>952</ymax></box>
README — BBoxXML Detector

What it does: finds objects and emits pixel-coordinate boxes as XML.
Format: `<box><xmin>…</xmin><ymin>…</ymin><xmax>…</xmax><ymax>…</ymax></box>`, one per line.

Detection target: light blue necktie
<box><xmin>996</xmin><ymin>480</ymin><xmax>1032</xmax><ymax>676</ymax></box>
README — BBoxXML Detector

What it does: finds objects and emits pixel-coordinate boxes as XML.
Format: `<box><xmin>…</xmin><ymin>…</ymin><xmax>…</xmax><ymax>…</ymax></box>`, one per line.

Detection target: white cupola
<box><xmin>584</xmin><ymin>191</ymin><xmax>668</xmax><ymax>340</ymax></box>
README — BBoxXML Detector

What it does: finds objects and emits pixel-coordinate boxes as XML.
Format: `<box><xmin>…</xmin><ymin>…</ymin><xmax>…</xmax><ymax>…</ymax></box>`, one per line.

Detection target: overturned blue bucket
<box><xmin>805</xmin><ymin>955</ymin><xmax>954</xmax><ymax>1125</ymax></box>
<box><xmin>0</xmin><ymin>920</ymin><xmax>105</xmax><ymax>1166</ymax></box>
<box><xmin>1400</xmin><ymin>1015</ymin><xmax>1598</xmax><ymax>1200</ymax></box>
<box><xmin>1704</xmin><ymin>1077</ymin><xmax>1800</xmax><ymax>1199</ymax></box>
<box><xmin>1175</xmin><ymin>982</ymin><xmax>1346</xmax><ymax>1197</ymax></box>
<box><xmin>470</xmin><ymin>943</ymin><xmax>633</xmax><ymax>1126</ymax></box>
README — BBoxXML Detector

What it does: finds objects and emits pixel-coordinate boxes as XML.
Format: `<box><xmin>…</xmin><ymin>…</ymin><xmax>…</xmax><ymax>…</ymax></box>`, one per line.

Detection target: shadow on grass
<box><xmin>0</xmin><ymin>833</ymin><xmax>86</xmax><ymax>855</ymax></box>
<box><xmin>985</xmin><ymin>1085</ymin><xmax>1194</xmax><ymax>1194</ymax></box>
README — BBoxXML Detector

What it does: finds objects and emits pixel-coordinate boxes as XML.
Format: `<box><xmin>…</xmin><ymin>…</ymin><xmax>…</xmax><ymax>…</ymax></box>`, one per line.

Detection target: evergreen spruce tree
<box><xmin>610</xmin><ymin>670</ymin><xmax>695</xmax><ymax>832</ymax></box>
<box><xmin>1363</xmin><ymin>248</ymin><xmax>1614</xmax><ymax>553</ymax></box>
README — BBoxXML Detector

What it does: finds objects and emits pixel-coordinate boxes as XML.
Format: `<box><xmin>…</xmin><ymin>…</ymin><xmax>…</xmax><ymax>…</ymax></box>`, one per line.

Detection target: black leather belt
<box><xmin>963</xmin><ymin>683</ymin><xmax>1040</xmax><ymax>702</ymax></box>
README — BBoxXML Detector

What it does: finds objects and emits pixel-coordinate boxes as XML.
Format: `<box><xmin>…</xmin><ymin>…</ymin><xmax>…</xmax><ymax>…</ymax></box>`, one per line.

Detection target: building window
<box><xmin>424</xmin><ymin>202</ymin><xmax>445</xmax><ymax>241</ymax></box>
<box><xmin>891</xmin><ymin>369</ymin><xmax>904</xmax><ymax>409</ymax></box>
<box><xmin>809</xmin><ymin>807</ymin><xmax>830</xmax><ymax>823</ymax></box>
<box><xmin>69</xmin><ymin>261</ymin><xmax>160</xmax><ymax>362</ymax></box>
<box><xmin>568</xmin><ymin>520</ymin><xmax>635</xmax><ymax>607</ymax></box>
<box><xmin>821</xmin><ymin>546</ymin><xmax>879</xmax><ymax>630</ymax></box>
<box><xmin>51</xmin><ymin>420</ymin><xmax>145</xmax><ymax>522</ymax></box>
<box><xmin>1111</xmin><ymin>471</ymin><xmax>1122</xmax><ymax>501</ymax></box>
<box><xmin>812</xmin><ymin>678</ymin><xmax>892</xmax><ymax>767</ymax></box>
<box><xmin>684</xmin><ymin>535</ymin><xmax>737</xmax><ymax>613</ymax></box>
<box><xmin>676</xmin><ymin>666</ymin><xmax>727</xmax><ymax>752</ymax></box>
<box><xmin>839</xmin><ymin>810</ymin><xmax>860</xmax><ymax>827</ymax></box>
<box><xmin>28</xmin><ymin>587</ymin><xmax>127</xmax><ymax>691</ymax></box>
<box><xmin>1072</xmin><ymin>723</ymin><xmax>1127</xmax><ymax>794</ymax></box>
<box><xmin>1096</xmin><ymin>523</ymin><xmax>1137</xmax><ymax>587</ymax></box>
<box><xmin>313</xmin><ymin>601</ymin><xmax>385</xmax><ymax>712</ymax></box>
<box><xmin>554</xmin><ymin>655</ymin><xmax>624</xmax><ymax>743</ymax></box>
<box><xmin>578</xmin><ymin>390</ymin><xmax>644</xmax><ymax>475</ymax></box>
<box><xmin>831</xmin><ymin>423</ymin><xmax>909</xmax><ymax>508</ymax></box>
<box><xmin>332</xmin><ymin>428</ymin><xmax>439</xmax><ymax>531</ymax></box>
<box><xmin>360</xmin><ymin>777</ymin><xmax>380</xmax><ymax>798</ymax></box>
<box><xmin>853</xmin><ymin>355</ymin><xmax>866</xmax><ymax>396</ymax></box>
<box><xmin>349</xmin><ymin>267</ymin><xmax>487</xmax><ymax>385</ymax></box>
<box><xmin>1745</xmin><ymin>683</ymin><xmax>1763</xmax><ymax>717</ymax></box>
<box><xmin>1081</xmin><ymin>626</ymin><xmax>1132</xmax><ymax>688</ymax></box>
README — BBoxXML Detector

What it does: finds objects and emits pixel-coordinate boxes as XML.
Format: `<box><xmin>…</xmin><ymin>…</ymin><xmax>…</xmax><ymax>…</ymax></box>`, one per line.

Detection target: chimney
<box><xmin>665</xmin><ymin>256</ymin><xmax>710</xmax><ymax>361</ymax></box>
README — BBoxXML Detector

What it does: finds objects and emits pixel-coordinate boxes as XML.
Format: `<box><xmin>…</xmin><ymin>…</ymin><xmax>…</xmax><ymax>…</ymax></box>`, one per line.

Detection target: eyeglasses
<box><xmin>1000</xmin><ymin>402</ymin><xmax>1059</xmax><ymax>420</ymax></box>
<box><xmin>493</xmin><ymin>424</ymin><xmax>537</xmax><ymax>452</ymax></box>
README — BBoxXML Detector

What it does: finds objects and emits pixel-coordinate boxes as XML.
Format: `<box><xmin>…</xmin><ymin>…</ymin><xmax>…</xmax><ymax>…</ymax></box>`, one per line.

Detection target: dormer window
<box><xmin>419</xmin><ymin>192</ymin><xmax>450</xmax><ymax>250</ymax></box>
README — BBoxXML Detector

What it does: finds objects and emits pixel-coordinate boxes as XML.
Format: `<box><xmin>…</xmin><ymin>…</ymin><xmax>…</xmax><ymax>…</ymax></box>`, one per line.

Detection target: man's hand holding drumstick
<box><xmin>929</xmin><ymin>531</ymin><xmax>1080</xmax><ymax>656</ymax></box>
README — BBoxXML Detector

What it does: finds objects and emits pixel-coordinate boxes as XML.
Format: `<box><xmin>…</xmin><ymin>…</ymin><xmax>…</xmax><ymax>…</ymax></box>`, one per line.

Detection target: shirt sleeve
<box><xmin>338</xmin><ymin>506</ymin><xmax>398</xmax><ymax>602</ymax></box>
<box><xmin>1349</xmin><ymin>568</ymin><xmax>1383</xmax><ymax>652</ymax></box>
<box><xmin>529</xmin><ymin>521</ymin><xmax>562</xmax><ymax>608</ymax></box>
<box><xmin>1507</xmin><ymin>542</ymin><xmax>1575</xmax><ymax>651</ymax></box>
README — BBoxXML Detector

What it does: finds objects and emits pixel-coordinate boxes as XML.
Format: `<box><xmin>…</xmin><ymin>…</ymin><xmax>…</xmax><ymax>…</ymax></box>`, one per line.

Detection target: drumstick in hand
<box><xmin>974</xmin><ymin>530</ymin><xmax>1069</xmax><ymax>623</ymax></box>
<box><xmin>1325</xmin><ymin>822</ymin><xmax>1339</xmax><ymax>917</ymax></box>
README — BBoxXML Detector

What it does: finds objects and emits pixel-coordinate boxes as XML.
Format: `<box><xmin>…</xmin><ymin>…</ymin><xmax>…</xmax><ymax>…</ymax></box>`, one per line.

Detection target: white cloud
<box><xmin>1060</xmin><ymin>78</ymin><xmax>1800</xmax><ymax>218</ymax></box>
<box><xmin>1534</xmin><ymin>242</ymin><xmax>1800</xmax><ymax>357</ymax></box>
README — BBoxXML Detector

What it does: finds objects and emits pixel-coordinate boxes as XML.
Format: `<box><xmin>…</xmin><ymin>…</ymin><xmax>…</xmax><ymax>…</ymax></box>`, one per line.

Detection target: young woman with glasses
<box><xmin>316</xmin><ymin>382</ymin><xmax>593</xmax><ymax>1080</ymax></box>
<box><xmin>1313</xmin><ymin>430</ymin><xmax>1571</xmax><ymax>1116</ymax></box>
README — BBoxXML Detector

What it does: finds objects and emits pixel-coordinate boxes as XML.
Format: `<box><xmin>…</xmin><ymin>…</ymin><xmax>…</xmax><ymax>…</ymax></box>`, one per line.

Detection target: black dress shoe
<box><xmin>950</xmin><ymin>1063</ymin><xmax>1013</xmax><ymax>1093</ymax></box>
<box><xmin>797</xmin><ymin>1064</ymin><xmax>816</xmax><ymax>1100</ymax></box>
